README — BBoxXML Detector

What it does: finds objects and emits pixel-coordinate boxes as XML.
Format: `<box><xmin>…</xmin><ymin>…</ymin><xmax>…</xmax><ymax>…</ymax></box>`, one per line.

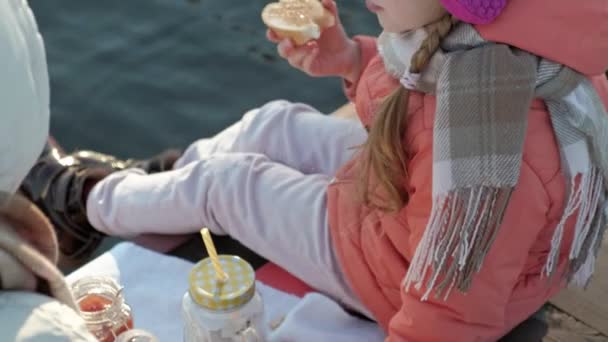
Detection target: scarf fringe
<box><xmin>404</xmin><ymin>169</ymin><xmax>607</xmax><ymax>301</ymax></box>
<box><xmin>544</xmin><ymin>167</ymin><xmax>605</xmax><ymax>287</ymax></box>
<box><xmin>404</xmin><ymin>186</ymin><xmax>512</xmax><ymax>301</ymax></box>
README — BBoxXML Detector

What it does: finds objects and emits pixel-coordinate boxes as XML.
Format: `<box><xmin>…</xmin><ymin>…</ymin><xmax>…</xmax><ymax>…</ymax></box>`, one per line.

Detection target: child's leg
<box><xmin>87</xmin><ymin>152</ymin><xmax>367</xmax><ymax>315</ymax></box>
<box><xmin>174</xmin><ymin>100</ymin><xmax>366</xmax><ymax>176</ymax></box>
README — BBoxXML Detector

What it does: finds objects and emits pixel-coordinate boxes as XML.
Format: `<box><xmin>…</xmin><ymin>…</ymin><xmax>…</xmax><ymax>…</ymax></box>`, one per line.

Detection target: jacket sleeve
<box><xmin>0</xmin><ymin>292</ymin><xmax>97</xmax><ymax>341</ymax></box>
<box><xmin>343</xmin><ymin>35</ymin><xmax>378</xmax><ymax>102</ymax></box>
<box><xmin>386</xmin><ymin>147</ymin><xmax>552</xmax><ymax>342</ymax></box>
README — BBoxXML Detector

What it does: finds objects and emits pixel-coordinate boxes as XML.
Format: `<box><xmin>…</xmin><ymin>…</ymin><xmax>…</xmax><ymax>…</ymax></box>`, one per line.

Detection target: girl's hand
<box><xmin>266</xmin><ymin>0</ymin><xmax>362</xmax><ymax>83</ymax></box>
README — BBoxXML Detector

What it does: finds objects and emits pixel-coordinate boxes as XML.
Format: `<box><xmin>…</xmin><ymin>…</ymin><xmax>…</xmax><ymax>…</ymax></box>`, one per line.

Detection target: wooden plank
<box><xmin>549</xmin><ymin>237</ymin><xmax>608</xmax><ymax>337</ymax></box>
<box><xmin>544</xmin><ymin>328</ymin><xmax>606</xmax><ymax>342</ymax></box>
<box><xmin>545</xmin><ymin>306</ymin><xmax>606</xmax><ymax>342</ymax></box>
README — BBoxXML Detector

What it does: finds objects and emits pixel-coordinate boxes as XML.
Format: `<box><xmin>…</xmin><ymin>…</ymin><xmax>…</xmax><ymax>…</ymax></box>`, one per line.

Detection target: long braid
<box><xmin>359</xmin><ymin>15</ymin><xmax>456</xmax><ymax>211</ymax></box>
<box><xmin>411</xmin><ymin>15</ymin><xmax>456</xmax><ymax>73</ymax></box>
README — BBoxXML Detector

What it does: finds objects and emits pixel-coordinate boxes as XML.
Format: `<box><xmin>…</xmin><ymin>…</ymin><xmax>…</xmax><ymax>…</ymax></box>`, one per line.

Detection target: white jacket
<box><xmin>0</xmin><ymin>1</ymin><xmax>95</xmax><ymax>340</ymax></box>
<box><xmin>0</xmin><ymin>0</ymin><xmax>49</xmax><ymax>193</ymax></box>
<box><xmin>0</xmin><ymin>292</ymin><xmax>96</xmax><ymax>342</ymax></box>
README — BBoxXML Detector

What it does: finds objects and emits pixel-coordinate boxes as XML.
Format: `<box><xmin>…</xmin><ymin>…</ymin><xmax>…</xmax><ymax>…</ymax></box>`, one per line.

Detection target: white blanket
<box><xmin>68</xmin><ymin>242</ymin><xmax>385</xmax><ymax>341</ymax></box>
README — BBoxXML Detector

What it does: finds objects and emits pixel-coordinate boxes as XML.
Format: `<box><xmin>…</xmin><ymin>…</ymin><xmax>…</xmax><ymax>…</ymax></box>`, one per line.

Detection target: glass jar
<box><xmin>115</xmin><ymin>329</ymin><xmax>159</xmax><ymax>342</ymax></box>
<box><xmin>71</xmin><ymin>276</ymin><xmax>134</xmax><ymax>342</ymax></box>
<box><xmin>182</xmin><ymin>255</ymin><xmax>265</xmax><ymax>341</ymax></box>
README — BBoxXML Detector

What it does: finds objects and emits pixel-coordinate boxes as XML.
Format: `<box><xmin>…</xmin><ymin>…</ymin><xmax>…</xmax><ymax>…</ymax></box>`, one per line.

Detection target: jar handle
<box><xmin>238</xmin><ymin>327</ymin><xmax>260</xmax><ymax>342</ymax></box>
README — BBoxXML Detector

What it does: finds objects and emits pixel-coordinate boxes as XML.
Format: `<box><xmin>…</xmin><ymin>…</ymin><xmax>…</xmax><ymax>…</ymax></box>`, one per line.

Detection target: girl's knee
<box><xmin>242</xmin><ymin>100</ymin><xmax>319</xmax><ymax>133</ymax></box>
<box><xmin>242</xmin><ymin>100</ymin><xmax>291</xmax><ymax>126</ymax></box>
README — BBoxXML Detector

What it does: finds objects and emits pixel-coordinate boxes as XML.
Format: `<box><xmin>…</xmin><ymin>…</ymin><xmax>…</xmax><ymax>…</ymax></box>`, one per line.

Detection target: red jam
<box><xmin>79</xmin><ymin>294</ymin><xmax>113</xmax><ymax>312</ymax></box>
<box><xmin>78</xmin><ymin>294</ymin><xmax>134</xmax><ymax>342</ymax></box>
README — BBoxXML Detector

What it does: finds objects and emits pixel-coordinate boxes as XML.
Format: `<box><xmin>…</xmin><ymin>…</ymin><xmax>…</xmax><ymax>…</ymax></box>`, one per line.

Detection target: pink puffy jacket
<box><xmin>327</xmin><ymin>0</ymin><xmax>608</xmax><ymax>340</ymax></box>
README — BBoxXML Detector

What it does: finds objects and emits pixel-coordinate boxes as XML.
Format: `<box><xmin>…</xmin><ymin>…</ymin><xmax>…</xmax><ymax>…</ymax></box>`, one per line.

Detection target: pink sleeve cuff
<box><xmin>343</xmin><ymin>35</ymin><xmax>378</xmax><ymax>102</ymax></box>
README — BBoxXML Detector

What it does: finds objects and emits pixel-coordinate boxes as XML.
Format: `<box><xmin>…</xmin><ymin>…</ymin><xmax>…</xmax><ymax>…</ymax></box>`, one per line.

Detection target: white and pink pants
<box><xmin>87</xmin><ymin>100</ymin><xmax>369</xmax><ymax>314</ymax></box>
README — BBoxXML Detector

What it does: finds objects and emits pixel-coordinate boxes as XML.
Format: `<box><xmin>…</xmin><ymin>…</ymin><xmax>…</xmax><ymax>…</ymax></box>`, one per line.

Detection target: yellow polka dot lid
<box><xmin>188</xmin><ymin>255</ymin><xmax>256</xmax><ymax>311</ymax></box>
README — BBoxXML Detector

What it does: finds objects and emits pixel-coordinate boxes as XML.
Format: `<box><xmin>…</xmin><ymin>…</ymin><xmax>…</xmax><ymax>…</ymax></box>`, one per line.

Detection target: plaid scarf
<box><xmin>378</xmin><ymin>24</ymin><xmax>608</xmax><ymax>300</ymax></box>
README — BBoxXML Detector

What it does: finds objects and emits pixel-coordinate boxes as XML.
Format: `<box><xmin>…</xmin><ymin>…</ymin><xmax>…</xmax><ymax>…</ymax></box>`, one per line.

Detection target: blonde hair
<box><xmin>358</xmin><ymin>15</ymin><xmax>456</xmax><ymax>211</ymax></box>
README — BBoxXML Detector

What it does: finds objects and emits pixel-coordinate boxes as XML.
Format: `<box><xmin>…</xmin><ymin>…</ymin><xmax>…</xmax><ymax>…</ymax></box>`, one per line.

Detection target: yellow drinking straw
<box><xmin>200</xmin><ymin>228</ymin><xmax>229</xmax><ymax>283</ymax></box>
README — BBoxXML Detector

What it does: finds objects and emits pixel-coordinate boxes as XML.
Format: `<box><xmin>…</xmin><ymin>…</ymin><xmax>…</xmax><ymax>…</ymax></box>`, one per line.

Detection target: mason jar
<box><xmin>182</xmin><ymin>255</ymin><xmax>265</xmax><ymax>341</ymax></box>
<box><xmin>71</xmin><ymin>276</ymin><xmax>134</xmax><ymax>342</ymax></box>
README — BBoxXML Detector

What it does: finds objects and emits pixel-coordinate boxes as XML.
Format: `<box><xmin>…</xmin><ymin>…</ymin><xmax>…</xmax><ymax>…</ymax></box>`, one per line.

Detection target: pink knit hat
<box><xmin>440</xmin><ymin>0</ymin><xmax>508</xmax><ymax>24</ymax></box>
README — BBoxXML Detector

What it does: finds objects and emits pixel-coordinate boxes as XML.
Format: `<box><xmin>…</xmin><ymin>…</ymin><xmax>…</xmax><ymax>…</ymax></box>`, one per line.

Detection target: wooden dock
<box><xmin>546</xmin><ymin>235</ymin><xmax>608</xmax><ymax>341</ymax></box>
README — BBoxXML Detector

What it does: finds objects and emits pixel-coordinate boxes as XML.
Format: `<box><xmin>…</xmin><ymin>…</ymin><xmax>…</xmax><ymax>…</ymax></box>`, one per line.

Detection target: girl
<box><xmin>25</xmin><ymin>0</ymin><xmax>608</xmax><ymax>340</ymax></box>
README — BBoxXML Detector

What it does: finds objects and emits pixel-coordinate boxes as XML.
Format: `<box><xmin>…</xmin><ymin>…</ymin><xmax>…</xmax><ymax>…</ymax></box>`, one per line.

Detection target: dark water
<box><xmin>30</xmin><ymin>0</ymin><xmax>380</xmax><ymax>158</ymax></box>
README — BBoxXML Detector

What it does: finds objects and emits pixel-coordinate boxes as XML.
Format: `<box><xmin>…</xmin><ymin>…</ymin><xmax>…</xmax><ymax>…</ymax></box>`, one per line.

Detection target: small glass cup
<box><xmin>115</xmin><ymin>329</ymin><xmax>159</xmax><ymax>342</ymax></box>
<box><xmin>71</xmin><ymin>276</ymin><xmax>134</xmax><ymax>342</ymax></box>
